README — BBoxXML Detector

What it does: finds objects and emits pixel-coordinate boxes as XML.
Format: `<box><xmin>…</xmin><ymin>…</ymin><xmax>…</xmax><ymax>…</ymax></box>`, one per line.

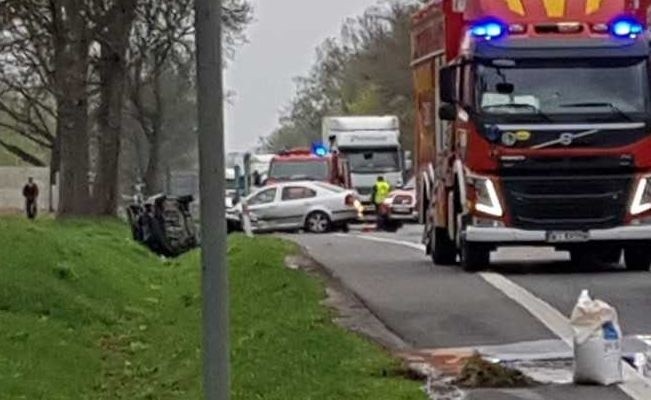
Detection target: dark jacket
<box><xmin>23</xmin><ymin>183</ymin><xmax>39</xmax><ymax>200</ymax></box>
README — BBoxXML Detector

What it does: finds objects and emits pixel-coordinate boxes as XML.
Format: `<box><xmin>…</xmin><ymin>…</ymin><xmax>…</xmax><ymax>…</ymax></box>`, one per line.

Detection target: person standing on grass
<box><xmin>22</xmin><ymin>177</ymin><xmax>39</xmax><ymax>220</ymax></box>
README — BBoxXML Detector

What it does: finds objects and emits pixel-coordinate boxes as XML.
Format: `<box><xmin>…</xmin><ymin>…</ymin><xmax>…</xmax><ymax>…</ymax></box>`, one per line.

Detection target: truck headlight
<box><xmin>631</xmin><ymin>175</ymin><xmax>651</xmax><ymax>215</ymax></box>
<box><xmin>473</xmin><ymin>177</ymin><xmax>503</xmax><ymax>217</ymax></box>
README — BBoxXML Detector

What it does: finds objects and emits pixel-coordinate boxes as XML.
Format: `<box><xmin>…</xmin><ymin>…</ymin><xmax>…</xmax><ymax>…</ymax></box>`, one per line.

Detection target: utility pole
<box><xmin>195</xmin><ymin>0</ymin><xmax>229</xmax><ymax>399</ymax></box>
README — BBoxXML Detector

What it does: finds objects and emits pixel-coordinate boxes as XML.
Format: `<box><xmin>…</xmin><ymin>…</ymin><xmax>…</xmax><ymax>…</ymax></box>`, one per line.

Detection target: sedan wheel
<box><xmin>306</xmin><ymin>212</ymin><xmax>331</xmax><ymax>234</ymax></box>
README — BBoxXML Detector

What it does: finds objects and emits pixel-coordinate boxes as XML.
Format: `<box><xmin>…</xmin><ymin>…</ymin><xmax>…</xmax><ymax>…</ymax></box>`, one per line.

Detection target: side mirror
<box><xmin>439</xmin><ymin>65</ymin><xmax>458</xmax><ymax>104</ymax></box>
<box><xmin>405</xmin><ymin>159</ymin><xmax>413</xmax><ymax>172</ymax></box>
<box><xmin>439</xmin><ymin>103</ymin><xmax>457</xmax><ymax>121</ymax></box>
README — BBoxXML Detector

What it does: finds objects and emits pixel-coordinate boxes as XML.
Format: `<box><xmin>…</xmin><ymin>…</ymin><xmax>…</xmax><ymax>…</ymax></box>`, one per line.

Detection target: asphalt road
<box><xmin>289</xmin><ymin>224</ymin><xmax>651</xmax><ymax>400</ymax></box>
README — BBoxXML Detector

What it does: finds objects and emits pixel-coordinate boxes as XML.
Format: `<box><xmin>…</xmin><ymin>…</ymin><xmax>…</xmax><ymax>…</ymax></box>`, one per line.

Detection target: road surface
<box><xmin>290</xmin><ymin>225</ymin><xmax>651</xmax><ymax>400</ymax></box>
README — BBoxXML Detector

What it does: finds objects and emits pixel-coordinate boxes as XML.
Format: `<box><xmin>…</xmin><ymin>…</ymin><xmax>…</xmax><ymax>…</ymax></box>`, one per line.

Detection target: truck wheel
<box><xmin>600</xmin><ymin>248</ymin><xmax>622</xmax><ymax>265</ymax></box>
<box><xmin>571</xmin><ymin>248</ymin><xmax>621</xmax><ymax>267</ymax></box>
<box><xmin>460</xmin><ymin>240</ymin><xmax>490</xmax><ymax>272</ymax></box>
<box><xmin>431</xmin><ymin>227</ymin><xmax>457</xmax><ymax>265</ymax></box>
<box><xmin>569</xmin><ymin>250</ymin><xmax>592</xmax><ymax>268</ymax></box>
<box><xmin>624</xmin><ymin>246</ymin><xmax>651</xmax><ymax>271</ymax></box>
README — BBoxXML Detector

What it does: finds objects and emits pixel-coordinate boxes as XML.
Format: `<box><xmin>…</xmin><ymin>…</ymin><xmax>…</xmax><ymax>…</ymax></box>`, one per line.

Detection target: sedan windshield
<box><xmin>477</xmin><ymin>58</ymin><xmax>649</xmax><ymax>119</ymax></box>
<box><xmin>343</xmin><ymin>148</ymin><xmax>400</xmax><ymax>173</ymax></box>
<box><xmin>269</xmin><ymin>160</ymin><xmax>329</xmax><ymax>181</ymax></box>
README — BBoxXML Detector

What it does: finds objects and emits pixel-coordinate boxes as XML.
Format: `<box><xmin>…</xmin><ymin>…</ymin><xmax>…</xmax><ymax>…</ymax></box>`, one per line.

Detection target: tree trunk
<box><xmin>54</xmin><ymin>0</ymin><xmax>91</xmax><ymax>216</ymax></box>
<box><xmin>49</xmin><ymin>136</ymin><xmax>60</xmax><ymax>212</ymax></box>
<box><xmin>94</xmin><ymin>1</ymin><xmax>136</xmax><ymax>215</ymax></box>
<box><xmin>143</xmin><ymin>71</ymin><xmax>164</xmax><ymax>195</ymax></box>
<box><xmin>143</xmin><ymin>136</ymin><xmax>161</xmax><ymax>195</ymax></box>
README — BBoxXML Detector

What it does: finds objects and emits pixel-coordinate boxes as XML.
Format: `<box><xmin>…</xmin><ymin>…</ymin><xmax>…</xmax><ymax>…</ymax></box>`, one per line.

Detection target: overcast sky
<box><xmin>224</xmin><ymin>0</ymin><xmax>380</xmax><ymax>152</ymax></box>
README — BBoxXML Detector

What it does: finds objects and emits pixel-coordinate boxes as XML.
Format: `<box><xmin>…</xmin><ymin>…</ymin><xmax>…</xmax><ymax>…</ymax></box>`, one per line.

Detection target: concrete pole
<box><xmin>194</xmin><ymin>0</ymin><xmax>229</xmax><ymax>399</ymax></box>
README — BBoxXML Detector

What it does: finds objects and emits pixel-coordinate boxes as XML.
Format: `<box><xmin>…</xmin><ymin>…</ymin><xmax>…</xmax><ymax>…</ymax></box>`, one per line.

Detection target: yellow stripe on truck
<box><xmin>543</xmin><ymin>0</ymin><xmax>566</xmax><ymax>17</ymax></box>
<box><xmin>585</xmin><ymin>0</ymin><xmax>602</xmax><ymax>15</ymax></box>
<box><xmin>506</xmin><ymin>0</ymin><xmax>526</xmax><ymax>15</ymax></box>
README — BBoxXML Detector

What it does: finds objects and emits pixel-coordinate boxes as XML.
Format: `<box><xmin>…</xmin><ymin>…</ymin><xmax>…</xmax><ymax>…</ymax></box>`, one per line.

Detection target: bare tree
<box><xmin>0</xmin><ymin>0</ymin><xmax>252</xmax><ymax>215</ymax></box>
<box><xmin>127</xmin><ymin>0</ymin><xmax>251</xmax><ymax>195</ymax></box>
<box><xmin>92</xmin><ymin>0</ymin><xmax>138</xmax><ymax>214</ymax></box>
<box><xmin>52</xmin><ymin>0</ymin><xmax>92</xmax><ymax>215</ymax></box>
<box><xmin>0</xmin><ymin>1</ymin><xmax>57</xmax><ymax>170</ymax></box>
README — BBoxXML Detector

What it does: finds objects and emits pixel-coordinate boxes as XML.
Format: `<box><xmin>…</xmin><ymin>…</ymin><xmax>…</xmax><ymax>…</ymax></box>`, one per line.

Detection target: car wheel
<box><xmin>624</xmin><ymin>246</ymin><xmax>651</xmax><ymax>271</ymax></box>
<box><xmin>305</xmin><ymin>211</ymin><xmax>331</xmax><ymax>234</ymax></box>
<box><xmin>431</xmin><ymin>227</ymin><xmax>457</xmax><ymax>266</ymax></box>
<box><xmin>460</xmin><ymin>239</ymin><xmax>490</xmax><ymax>272</ymax></box>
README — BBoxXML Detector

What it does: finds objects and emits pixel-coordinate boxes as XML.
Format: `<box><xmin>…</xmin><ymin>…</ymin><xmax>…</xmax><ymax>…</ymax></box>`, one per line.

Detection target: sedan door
<box><xmin>273</xmin><ymin>185</ymin><xmax>319</xmax><ymax>229</ymax></box>
<box><xmin>245</xmin><ymin>187</ymin><xmax>279</xmax><ymax>231</ymax></box>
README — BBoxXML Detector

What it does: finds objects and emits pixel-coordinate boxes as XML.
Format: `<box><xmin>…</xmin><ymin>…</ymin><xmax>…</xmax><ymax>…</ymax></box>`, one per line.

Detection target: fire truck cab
<box><xmin>413</xmin><ymin>0</ymin><xmax>651</xmax><ymax>271</ymax></box>
<box><xmin>266</xmin><ymin>147</ymin><xmax>350</xmax><ymax>187</ymax></box>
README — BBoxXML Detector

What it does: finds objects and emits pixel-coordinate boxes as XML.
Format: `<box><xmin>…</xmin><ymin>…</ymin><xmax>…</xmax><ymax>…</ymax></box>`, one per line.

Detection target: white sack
<box><xmin>572</xmin><ymin>290</ymin><xmax>622</xmax><ymax>386</ymax></box>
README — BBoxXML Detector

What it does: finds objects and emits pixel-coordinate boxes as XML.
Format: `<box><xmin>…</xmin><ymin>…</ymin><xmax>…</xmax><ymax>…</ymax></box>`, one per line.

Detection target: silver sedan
<box><xmin>227</xmin><ymin>181</ymin><xmax>359</xmax><ymax>233</ymax></box>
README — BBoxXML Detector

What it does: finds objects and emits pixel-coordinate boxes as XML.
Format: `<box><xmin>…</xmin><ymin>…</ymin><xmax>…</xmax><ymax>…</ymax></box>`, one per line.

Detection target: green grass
<box><xmin>0</xmin><ymin>217</ymin><xmax>423</xmax><ymax>399</ymax></box>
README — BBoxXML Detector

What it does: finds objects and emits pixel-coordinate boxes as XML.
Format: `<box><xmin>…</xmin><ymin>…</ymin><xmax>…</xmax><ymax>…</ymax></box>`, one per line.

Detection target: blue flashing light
<box><xmin>611</xmin><ymin>18</ymin><xmax>643</xmax><ymax>38</ymax></box>
<box><xmin>312</xmin><ymin>143</ymin><xmax>328</xmax><ymax>157</ymax></box>
<box><xmin>471</xmin><ymin>20</ymin><xmax>506</xmax><ymax>40</ymax></box>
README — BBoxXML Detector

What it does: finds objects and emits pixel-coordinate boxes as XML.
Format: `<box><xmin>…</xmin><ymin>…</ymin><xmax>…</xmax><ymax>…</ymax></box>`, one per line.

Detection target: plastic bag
<box><xmin>571</xmin><ymin>290</ymin><xmax>622</xmax><ymax>385</ymax></box>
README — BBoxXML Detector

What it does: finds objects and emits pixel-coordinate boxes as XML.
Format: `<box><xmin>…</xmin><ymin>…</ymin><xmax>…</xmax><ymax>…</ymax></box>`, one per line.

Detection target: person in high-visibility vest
<box><xmin>372</xmin><ymin>176</ymin><xmax>391</xmax><ymax>229</ymax></box>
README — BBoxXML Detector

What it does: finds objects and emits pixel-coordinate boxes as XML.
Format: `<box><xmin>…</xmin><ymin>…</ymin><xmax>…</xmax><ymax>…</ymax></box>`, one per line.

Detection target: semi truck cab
<box><xmin>323</xmin><ymin>116</ymin><xmax>404</xmax><ymax>204</ymax></box>
<box><xmin>413</xmin><ymin>0</ymin><xmax>651</xmax><ymax>271</ymax></box>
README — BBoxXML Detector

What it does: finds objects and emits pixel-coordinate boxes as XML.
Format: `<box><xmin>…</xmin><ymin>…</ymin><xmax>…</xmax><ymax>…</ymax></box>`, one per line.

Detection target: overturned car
<box><xmin>126</xmin><ymin>194</ymin><xmax>198</xmax><ymax>257</ymax></box>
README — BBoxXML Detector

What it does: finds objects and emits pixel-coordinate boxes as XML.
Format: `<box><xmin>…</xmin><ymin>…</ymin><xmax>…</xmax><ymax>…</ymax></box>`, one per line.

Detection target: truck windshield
<box><xmin>343</xmin><ymin>149</ymin><xmax>400</xmax><ymax>174</ymax></box>
<box><xmin>269</xmin><ymin>160</ymin><xmax>329</xmax><ymax>181</ymax></box>
<box><xmin>476</xmin><ymin>58</ymin><xmax>649</xmax><ymax>119</ymax></box>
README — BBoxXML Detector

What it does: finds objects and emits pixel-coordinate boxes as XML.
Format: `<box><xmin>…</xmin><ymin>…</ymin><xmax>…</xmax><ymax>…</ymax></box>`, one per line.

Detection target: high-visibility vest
<box><xmin>374</xmin><ymin>181</ymin><xmax>391</xmax><ymax>204</ymax></box>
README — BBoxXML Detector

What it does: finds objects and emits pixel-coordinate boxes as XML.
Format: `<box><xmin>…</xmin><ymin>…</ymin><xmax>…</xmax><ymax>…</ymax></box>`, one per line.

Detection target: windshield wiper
<box><xmin>559</xmin><ymin>102</ymin><xmax>633</xmax><ymax>122</ymax></box>
<box><xmin>483</xmin><ymin>103</ymin><xmax>552</xmax><ymax>122</ymax></box>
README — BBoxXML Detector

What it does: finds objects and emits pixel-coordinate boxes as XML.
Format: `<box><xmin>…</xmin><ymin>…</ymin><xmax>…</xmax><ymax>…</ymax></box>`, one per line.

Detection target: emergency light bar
<box><xmin>470</xmin><ymin>20</ymin><xmax>506</xmax><ymax>40</ymax></box>
<box><xmin>311</xmin><ymin>143</ymin><xmax>328</xmax><ymax>157</ymax></box>
<box><xmin>470</xmin><ymin>17</ymin><xmax>645</xmax><ymax>40</ymax></box>
<box><xmin>611</xmin><ymin>18</ymin><xmax>643</xmax><ymax>38</ymax></box>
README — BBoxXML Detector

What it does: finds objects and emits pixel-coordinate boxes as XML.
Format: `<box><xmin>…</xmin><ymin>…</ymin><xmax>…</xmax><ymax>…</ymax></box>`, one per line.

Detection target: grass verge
<box><xmin>0</xmin><ymin>217</ymin><xmax>423</xmax><ymax>399</ymax></box>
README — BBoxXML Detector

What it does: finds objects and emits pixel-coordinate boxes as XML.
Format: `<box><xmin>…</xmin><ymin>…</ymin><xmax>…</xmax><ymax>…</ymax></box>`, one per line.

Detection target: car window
<box><xmin>248</xmin><ymin>188</ymin><xmax>277</xmax><ymax>205</ymax></box>
<box><xmin>281</xmin><ymin>186</ymin><xmax>317</xmax><ymax>201</ymax></box>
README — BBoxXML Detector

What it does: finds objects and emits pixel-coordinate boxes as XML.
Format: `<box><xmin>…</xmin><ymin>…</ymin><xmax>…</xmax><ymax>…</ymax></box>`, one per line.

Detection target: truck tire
<box><xmin>460</xmin><ymin>240</ymin><xmax>490</xmax><ymax>272</ymax></box>
<box><xmin>571</xmin><ymin>247</ymin><xmax>621</xmax><ymax>267</ymax></box>
<box><xmin>624</xmin><ymin>246</ymin><xmax>651</xmax><ymax>271</ymax></box>
<box><xmin>569</xmin><ymin>250</ymin><xmax>593</xmax><ymax>268</ymax></box>
<box><xmin>431</xmin><ymin>227</ymin><xmax>457</xmax><ymax>265</ymax></box>
<box><xmin>600</xmin><ymin>248</ymin><xmax>622</xmax><ymax>265</ymax></box>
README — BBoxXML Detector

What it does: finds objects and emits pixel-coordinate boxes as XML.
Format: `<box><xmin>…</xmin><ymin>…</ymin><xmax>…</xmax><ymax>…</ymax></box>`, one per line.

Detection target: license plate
<box><xmin>546</xmin><ymin>231</ymin><xmax>589</xmax><ymax>243</ymax></box>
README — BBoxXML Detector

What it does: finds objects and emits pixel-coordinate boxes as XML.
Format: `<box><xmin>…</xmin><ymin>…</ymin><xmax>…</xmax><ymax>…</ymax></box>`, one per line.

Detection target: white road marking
<box><xmin>335</xmin><ymin>233</ymin><xmax>426</xmax><ymax>252</ymax></box>
<box><xmin>479</xmin><ymin>273</ymin><xmax>573</xmax><ymax>345</ymax></box>
<box><xmin>343</xmin><ymin>233</ymin><xmax>651</xmax><ymax>400</ymax></box>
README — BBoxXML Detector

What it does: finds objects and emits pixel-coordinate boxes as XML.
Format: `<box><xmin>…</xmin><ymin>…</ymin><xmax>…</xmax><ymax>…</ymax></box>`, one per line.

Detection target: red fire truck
<box><xmin>266</xmin><ymin>147</ymin><xmax>351</xmax><ymax>187</ymax></box>
<box><xmin>412</xmin><ymin>0</ymin><xmax>651</xmax><ymax>271</ymax></box>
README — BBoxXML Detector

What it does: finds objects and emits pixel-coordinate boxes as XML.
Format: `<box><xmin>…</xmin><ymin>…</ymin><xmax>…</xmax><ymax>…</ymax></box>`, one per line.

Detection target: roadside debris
<box><xmin>571</xmin><ymin>290</ymin><xmax>623</xmax><ymax>385</ymax></box>
<box><xmin>453</xmin><ymin>353</ymin><xmax>537</xmax><ymax>388</ymax></box>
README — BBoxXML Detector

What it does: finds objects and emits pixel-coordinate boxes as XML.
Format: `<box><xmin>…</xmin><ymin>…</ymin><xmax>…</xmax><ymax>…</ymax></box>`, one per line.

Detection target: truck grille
<box><xmin>502</xmin><ymin>175</ymin><xmax>632</xmax><ymax>231</ymax></box>
<box><xmin>356</xmin><ymin>187</ymin><xmax>373</xmax><ymax>196</ymax></box>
